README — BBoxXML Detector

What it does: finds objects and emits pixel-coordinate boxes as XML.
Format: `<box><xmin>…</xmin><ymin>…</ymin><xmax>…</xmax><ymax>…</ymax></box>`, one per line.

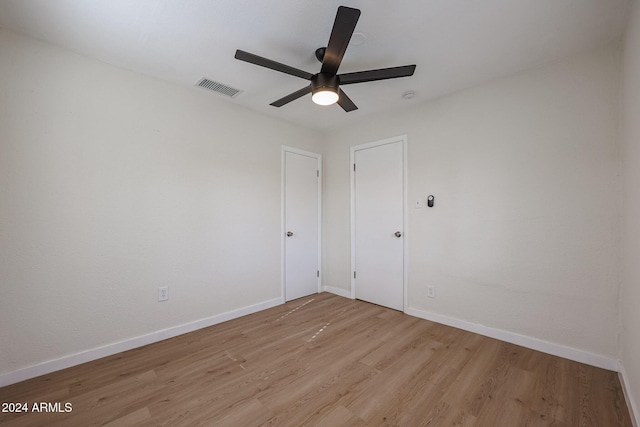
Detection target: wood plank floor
<box><xmin>0</xmin><ymin>293</ymin><xmax>632</xmax><ymax>426</ymax></box>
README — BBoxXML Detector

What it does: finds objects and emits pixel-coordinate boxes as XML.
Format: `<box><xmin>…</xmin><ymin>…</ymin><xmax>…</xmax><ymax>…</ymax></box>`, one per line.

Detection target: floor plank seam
<box><xmin>277</xmin><ymin>298</ymin><xmax>315</xmax><ymax>320</ymax></box>
<box><xmin>309</xmin><ymin>323</ymin><xmax>331</xmax><ymax>341</ymax></box>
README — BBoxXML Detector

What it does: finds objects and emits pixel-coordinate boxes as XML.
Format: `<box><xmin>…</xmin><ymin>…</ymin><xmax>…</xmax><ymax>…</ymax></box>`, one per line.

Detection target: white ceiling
<box><xmin>0</xmin><ymin>0</ymin><xmax>629</xmax><ymax>131</ymax></box>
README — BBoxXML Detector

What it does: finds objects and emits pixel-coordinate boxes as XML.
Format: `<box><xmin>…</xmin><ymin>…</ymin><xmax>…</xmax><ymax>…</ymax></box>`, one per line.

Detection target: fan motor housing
<box><xmin>311</xmin><ymin>73</ymin><xmax>340</xmax><ymax>94</ymax></box>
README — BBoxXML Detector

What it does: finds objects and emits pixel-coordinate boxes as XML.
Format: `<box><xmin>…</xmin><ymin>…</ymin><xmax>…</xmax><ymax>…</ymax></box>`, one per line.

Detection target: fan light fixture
<box><xmin>312</xmin><ymin>89</ymin><xmax>339</xmax><ymax>105</ymax></box>
<box><xmin>311</xmin><ymin>73</ymin><xmax>340</xmax><ymax>106</ymax></box>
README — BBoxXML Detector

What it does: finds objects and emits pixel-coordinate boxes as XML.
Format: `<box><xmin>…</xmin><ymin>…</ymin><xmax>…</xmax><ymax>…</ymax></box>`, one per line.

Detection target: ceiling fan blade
<box><xmin>235</xmin><ymin>50</ymin><xmax>314</xmax><ymax>80</ymax></box>
<box><xmin>270</xmin><ymin>85</ymin><xmax>313</xmax><ymax>107</ymax></box>
<box><xmin>337</xmin><ymin>89</ymin><xmax>358</xmax><ymax>112</ymax></box>
<box><xmin>339</xmin><ymin>65</ymin><xmax>416</xmax><ymax>85</ymax></box>
<box><xmin>321</xmin><ymin>6</ymin><xmax>361</xmax><ymax>75</ymax></box>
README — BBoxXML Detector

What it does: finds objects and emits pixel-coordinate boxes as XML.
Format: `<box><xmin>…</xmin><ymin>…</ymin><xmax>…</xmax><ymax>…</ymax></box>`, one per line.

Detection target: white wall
<box><xmin>324</xmin><ymin>44</ymin><xmax>622</xmax><ymax>359</ymax></box>
<box><xmin>621</xmin><ymin>0</ymin><xmax>640</xmax><ymax>419</ymax></box>
<box><xmin>0</xmin><ymin>28</ymin><xmax>323</xmax><ymax>377</ymax></box>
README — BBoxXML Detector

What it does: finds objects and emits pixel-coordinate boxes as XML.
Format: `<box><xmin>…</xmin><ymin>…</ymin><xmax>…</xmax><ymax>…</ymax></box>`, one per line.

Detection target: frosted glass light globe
<box><xmin>312</xmin><ymin>90</ymin><xmax>339</xmax><ymax>106</ymax></box>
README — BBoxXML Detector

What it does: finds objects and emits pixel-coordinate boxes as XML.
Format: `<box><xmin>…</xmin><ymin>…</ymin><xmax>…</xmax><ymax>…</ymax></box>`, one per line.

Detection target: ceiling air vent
<box><xmin>195</xmin><ymin>77</ymin><xmax>241</xmax><ymax>98</ymax></box>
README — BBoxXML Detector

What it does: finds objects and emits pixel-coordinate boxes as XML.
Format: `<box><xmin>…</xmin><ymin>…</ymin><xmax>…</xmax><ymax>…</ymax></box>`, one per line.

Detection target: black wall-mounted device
<box><xmin>427</xmin><ymin>195</ymin><xmax>434</xmax><ymax>208</ymax></box>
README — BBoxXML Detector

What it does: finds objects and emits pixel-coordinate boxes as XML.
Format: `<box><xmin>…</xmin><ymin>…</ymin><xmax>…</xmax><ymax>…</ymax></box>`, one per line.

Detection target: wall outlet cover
<box><xmin>158</xmin><ymin>286</ymin><xmax>169</xmax><ymax>302</ymax></box>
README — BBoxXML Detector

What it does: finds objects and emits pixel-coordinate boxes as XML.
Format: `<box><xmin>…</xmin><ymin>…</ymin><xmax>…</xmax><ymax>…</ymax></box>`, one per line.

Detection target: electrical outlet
<box><xmin>427</xmin><ymin>286</ymin><xmax>436</xmax><ymax>299</ymax></box>
<box><xmin>158</xmin><ymin>286</ymin><xmax>169</xmax><ymax>302</ymax></box>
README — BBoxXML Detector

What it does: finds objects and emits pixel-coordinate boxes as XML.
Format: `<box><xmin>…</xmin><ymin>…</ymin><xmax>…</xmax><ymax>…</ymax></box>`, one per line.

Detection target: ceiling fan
<box><xmin>234</xmin><ymin>6</ymin><xmax>416</xmax><ymax>112</ymax></box>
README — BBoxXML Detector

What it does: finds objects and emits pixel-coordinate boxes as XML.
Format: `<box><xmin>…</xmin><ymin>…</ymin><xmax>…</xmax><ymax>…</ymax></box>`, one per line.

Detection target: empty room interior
<box><xmin>1</xmin><ymin>0</ymin><xmax>640</xmax><ymax>425</ymax></box>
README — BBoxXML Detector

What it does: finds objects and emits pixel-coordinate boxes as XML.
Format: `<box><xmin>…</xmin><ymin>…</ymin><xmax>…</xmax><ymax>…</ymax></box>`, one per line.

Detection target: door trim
<box><xmin>350</xmin><ymin>135</ymin><xmax>408</xmax><ymax>311</ymax></box>
<box><xmin>281</xmin><ymin>146</ymin><xmax>322</xmax><ymax>302</ymax></box>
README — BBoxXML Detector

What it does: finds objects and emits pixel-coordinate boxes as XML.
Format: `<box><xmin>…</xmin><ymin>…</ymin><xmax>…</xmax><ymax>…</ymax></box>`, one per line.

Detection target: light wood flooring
<box><xmin>0</xmin><ymin>292</ymin><xmax>632</xmax><ymax>426</ymax></box>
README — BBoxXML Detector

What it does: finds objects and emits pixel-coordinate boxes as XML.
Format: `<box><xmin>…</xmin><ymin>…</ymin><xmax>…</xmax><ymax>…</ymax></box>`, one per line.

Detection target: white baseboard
<box><xmin>323</xmin><ymin>286</ymin><xmax>352</xmax><ymax>299</ymax></box>
<box><xmin>404</xmin><ymin>306</ymin><xmax>619</xmax><ymax>371</ymax></box>
<box><xmin>0</xmin><ymin>297</ymin><xmax>282</xmax><ymax>388</ymax></box>
<box><xmin>619</xmin><ymin>362</ymin><xmax>640</xmax><ymax>427</ymax></box>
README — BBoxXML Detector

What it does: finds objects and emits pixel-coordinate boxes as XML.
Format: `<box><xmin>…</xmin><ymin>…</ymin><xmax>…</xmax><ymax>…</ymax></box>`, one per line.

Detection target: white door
<box><xmin>352</xmin><ymin>137</ymin><xmax>405</xmax><ymax>311</ymax></box>
<box><xmin>283</xmin><ymin>147</ymin><xmax>321</xmax><ymax>301</ymax></box>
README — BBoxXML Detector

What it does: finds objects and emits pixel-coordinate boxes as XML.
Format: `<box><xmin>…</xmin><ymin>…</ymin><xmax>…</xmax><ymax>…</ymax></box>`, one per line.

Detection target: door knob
<box><xmin>287</xmin><ymin>231</ymin><xmax>293</xmax><ymax>237</ymax></box>
<box><xmin>394</xmin><ymin>231</ymin><xmax>402</xmax><ymax>238</ymax></box>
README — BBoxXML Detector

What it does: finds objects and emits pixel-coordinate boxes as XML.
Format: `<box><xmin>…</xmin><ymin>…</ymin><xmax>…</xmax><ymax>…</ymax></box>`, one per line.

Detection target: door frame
<box><xmin>350</xmin><ymin>135</ymin><xmax>408</xmax><ymax>311</ymax></box>
<box><xmin>281</xmin><ymin>146</ymin><xmax>322</xmax><ymax>302</ymax></box>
